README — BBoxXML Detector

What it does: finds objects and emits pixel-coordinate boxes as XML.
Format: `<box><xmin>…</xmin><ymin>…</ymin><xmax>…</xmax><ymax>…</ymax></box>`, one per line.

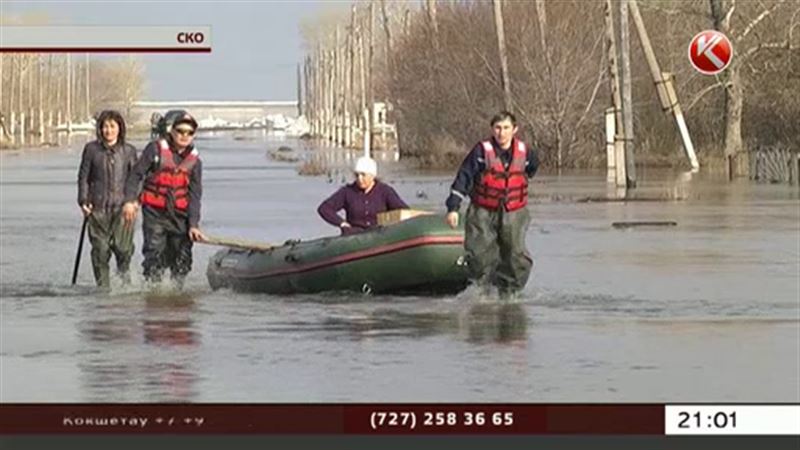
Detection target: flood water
<box><xmin>1</xmin><ymin>131</ymin><xmax>798</xmax><ymax>403</ymax></box>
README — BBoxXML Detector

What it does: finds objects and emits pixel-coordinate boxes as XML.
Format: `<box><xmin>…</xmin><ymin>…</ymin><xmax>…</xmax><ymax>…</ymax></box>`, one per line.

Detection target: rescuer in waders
<box><xmin>77</xmin><ymin>110</ymin><xmax>138</xmax><ymax>287</ymax></box>
<box><xmin>122</xmin><ymin>110</ymin><xmax>207</xmax><ymax>288</ymax></box>
<box><xmin>444</xmin><ymin>111</ymin><xmax>540</xmax><ymax>297</ymax></box>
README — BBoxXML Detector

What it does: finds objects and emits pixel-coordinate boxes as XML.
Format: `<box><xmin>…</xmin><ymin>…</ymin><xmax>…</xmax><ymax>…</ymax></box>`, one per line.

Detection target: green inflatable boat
<box><xmin>206</xmin><ymin>214</ymin><xmax>469</xmax><ymax>295</ymax></box>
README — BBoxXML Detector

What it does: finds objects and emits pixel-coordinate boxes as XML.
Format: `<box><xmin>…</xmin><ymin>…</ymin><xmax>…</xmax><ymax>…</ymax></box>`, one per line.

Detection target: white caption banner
<box><xmin>665</xmin><ymin>405</ymin><xmax>800</xmax><ymax>435</ymax></box>
<box><xmin>0</xmin><ymin>26</ymin><xmax>211</xmax><ymax>50</ymax></box>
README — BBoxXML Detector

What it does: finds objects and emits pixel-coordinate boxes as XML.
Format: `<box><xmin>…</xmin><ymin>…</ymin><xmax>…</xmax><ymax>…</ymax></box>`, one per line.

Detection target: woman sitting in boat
<box><xmin>317</xmin><ymin>156</ymin><xmax>409</xmax><ymax>235</ymax></box>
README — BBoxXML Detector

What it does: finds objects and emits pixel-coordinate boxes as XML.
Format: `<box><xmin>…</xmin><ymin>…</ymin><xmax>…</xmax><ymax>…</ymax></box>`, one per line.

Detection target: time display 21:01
<box><xmin>678</xmin><ymin>411</ymin><xmax>737</xmax><ymax>429</ymax></box>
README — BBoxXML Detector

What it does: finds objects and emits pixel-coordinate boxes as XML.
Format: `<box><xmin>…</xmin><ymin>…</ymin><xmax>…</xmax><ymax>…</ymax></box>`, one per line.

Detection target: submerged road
<box><xmin>1</xmin><ymin>130</ymin><xmax>798</xmax><ymax>402</ymax></box>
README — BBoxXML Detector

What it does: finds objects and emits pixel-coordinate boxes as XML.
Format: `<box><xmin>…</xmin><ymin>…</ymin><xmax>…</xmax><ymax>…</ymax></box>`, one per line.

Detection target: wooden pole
<box><xmin>619</xmin><ymin>0</ymin><xmax>636</xmax><ymax>188</ymax></box>
<box><xmin>320</xmin><ymin>48</ymin><xmax>326</xmax><ymax>139</ymax></box>
<box><xmin>605</xmin><ymin>0</ymin><xmax>626</xmax><ymax>188</ymax></box>
<box><xmin>298</xmin><ymin>55</ymin><xmax>311</xmax><ymax>125</ymax></box>
<box><xmin>18</xmin><ymin>57</ymin><xmax>24</xmax><ymax>131</ymax></box>
<box><xmin>367</xmin><ymin>1</ymin><xmax>375</xmax><ymax>152</ymax></box>
<box><xmin>347</xmin><ymin>4</ymin><xmax>357</xmax><ymax>147</ymax></box>
<box><xmin>47</xmin><ymin>55</ymin><xmax>52</xmax><ymax>122</ymax></box>
<box><xmin>28</xmin><ymin>56</ymin><xmax>33</xmax><ymax>117</ymax></box>
<box><xmin>202</xmin><ymin>235</ymin><xmax>277</xmax><ymax>252</ymax></box>
<box><xmin>628</xmin><ymin>0</ymin><xmax>698</xmax><ymax>171</ymax></box>
<box><xmin>605</xmin><ymin>107</ymin><xmax>615</xmax><ymax>179</ymax></box>
<box><xmin>337</xmin><ymin>30</ymin><xmax>342</xmax><ymax>145</ymax></box>
<box><xmin>304</xmin><ymin>57</ymin><xmax>311</xmax><ymax>122</ymax></box>
<box><xmin>358</xmin><ymin>31</ymin><xmax>366</xmax><ymax>128</ymax></box>
<box><xmin>312</xmin><ymin>46</ymin><xmax>320</xmax><ymax>135</ymax></box>
<box><xmin>0</xmin><ymin>54</ymin><xmax>4</xmax><ymax>122</ymax></box>
<box><xmin>38</xmin><ymin>55</ymin><xmax>44</xmax><ymax>143</ymax></box>
<box><xmin>317</xmin><ymin>45</ymin><xmax>323</xmax><ymax>137</ymax></box>
<box><xmin>0</xmin><ymin>55</ymin><xmax>6</xmax><ymax>141</ymax></box>
<box><xmin>66</xmin><ymin>53</ymin><xmax>72</xmax><ymax>133</ymax></box>
<box><xmin>296</xmin><ymin>62</ymin><xmax>302</xmax><ymax>117</ymax></box>
<box><xmin>363</xmin><ymin>107</ymin><xmax>371</xmax><ymax>158</ymax></box>
<box><xmin>343</xmin><ymin>25</ymin><xmax>352</xmax><ymax>148</ymax></box>
<box><xmin>327</xmin><ymin>48</ymin><xmax>335</xmax><ymax>142</ymax></box>
<box><xmin>84</xmin><ymin>53</ymin><xmax>90</xmax><ymax>121</ymax></box>
<box><xmin>316</xmin><ymin>51</ymin><xmax>321</xmax><ymax>136</ymax></box>
<box><xmin>10</xmin><ymin>56</ymin><xmax>17</xmax><ymax>139</ymax></box>
<box><xmin>493</xmin><ymin>0</ymin><xmax>513</xmax><ymax>111</ymax></box>
<box><xmin>380</xmin><ymin>0</ymin><xmax>404</xmax><ymax>155</ymax></box>
<box><xmin>54</xmin><ymin>56</ymin><xmax>61</xmax><ymax>125</ymax></box>
<box><xmin>20</xmin><ymin>111</ymin><xmax>25</xmax><ymax>146</ymax></box>
<box><xmin>333</xmin><ymin>27</ymin><xmax>341</xmax><ymax>145</ymax></box>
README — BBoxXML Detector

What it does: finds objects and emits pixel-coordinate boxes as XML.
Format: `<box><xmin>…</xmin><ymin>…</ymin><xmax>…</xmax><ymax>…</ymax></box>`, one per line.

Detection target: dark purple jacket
<box><xmin>317</xmin><ymin>180</ymin><xmax>409</xmax><ymax>234</ymax></box>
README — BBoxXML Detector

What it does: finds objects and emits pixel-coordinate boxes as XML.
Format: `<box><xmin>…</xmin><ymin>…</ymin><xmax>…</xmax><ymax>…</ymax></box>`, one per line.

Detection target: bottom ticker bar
<box><xmin>0</xmin><ymin>404</ymin><xmax>664</xmax><ymax>434</ymax></box>
<box><xmin>0</xmin><ymin>404</ymin><xmax>796</xmax><ymax>435</ymax></box>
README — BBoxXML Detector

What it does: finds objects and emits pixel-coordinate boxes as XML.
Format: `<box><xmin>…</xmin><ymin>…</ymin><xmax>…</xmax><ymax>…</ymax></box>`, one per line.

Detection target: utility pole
<box><xmin>493</xmin><ymin>0</ymin><xmax>512</xmax><ymax>111</ymax></box>
<box><xmin>605</xmin><ymin>0</ymin><xmax>626</xmax><ymax>188</ymax></box>
<box><xmin>628</xmin><ymin>0</ymin><xmax>699</xmax><ymax>171</ymax></box>
<box><xmin>619</xmin><ymin>0</ymin><xmax>636</xmax><ymax>188</ymax></box>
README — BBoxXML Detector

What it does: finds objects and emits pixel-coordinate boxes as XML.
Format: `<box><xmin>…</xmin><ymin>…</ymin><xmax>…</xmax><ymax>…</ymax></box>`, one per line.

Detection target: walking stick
<box><xmin>71</xmin><ymin>216</ymin><xmax>89</xmax><ymax>285</ymax></box>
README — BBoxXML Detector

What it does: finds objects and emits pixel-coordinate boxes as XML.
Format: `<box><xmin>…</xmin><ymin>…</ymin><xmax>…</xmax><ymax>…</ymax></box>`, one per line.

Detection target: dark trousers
<box><xmin>464</xmin><ymin>204</ymin><xmax>533</xmax><ymax>294</ymax></box>
<box><xmin>141</xmin><ymin>206</ymin><xmax>193</xmax><ymax>285</ymax></box>
<box><xmin>87</xmin><ymin>208</ymin><xmax>135</xmax><ymax>287</ymax></box>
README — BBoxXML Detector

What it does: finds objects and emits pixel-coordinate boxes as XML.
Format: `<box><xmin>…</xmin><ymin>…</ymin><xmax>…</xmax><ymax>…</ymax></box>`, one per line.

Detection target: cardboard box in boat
<box><xmin>377</xmin><ymin>209</ymin><xmax>433</xmax><ymax>226</ymax></box>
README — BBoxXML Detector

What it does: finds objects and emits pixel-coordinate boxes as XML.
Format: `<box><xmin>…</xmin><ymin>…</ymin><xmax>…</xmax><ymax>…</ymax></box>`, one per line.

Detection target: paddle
<box><xmin>200</xmin><ymin>235</ymin><xmax>277</xmax><ymax>252</ymax></box>
<box><xmin>71</xmin><ymin>216</ymin><xmax>89</xmax><ymax>285</ymax></box>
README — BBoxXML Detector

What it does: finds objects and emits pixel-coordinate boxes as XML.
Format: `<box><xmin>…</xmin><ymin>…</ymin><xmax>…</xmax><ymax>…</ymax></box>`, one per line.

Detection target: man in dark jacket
<box><xmin>77</xmin><ymin>110</ymin><xmax>138</xmax><ymax>287</ymax></box>
<box><xmin>122</xmin><ymin>110</ymin><xmax>206</xmax><ymax>287</ymax></box>
<box><xmin>445</xmin><ymin>111</ymin><xmax>540</xmax><ymax>296</ymax></box>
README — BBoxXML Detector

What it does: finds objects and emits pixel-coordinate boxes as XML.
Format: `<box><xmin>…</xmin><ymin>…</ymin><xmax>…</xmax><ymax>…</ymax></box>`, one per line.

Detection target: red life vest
<box><xmin>140</xmin><ymin>139</ymin><xmax>199</xmax><ymax>211</ymax></box>
<box><xmin>471</xmin><ymin>139</ymin><xmax>529</xmax><ymax>211</ymax></box>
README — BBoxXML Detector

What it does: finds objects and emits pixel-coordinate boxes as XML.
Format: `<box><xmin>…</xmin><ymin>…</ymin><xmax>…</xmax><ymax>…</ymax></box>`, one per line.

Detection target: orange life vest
<box><xmin>140</xmin><ymin>139</ymin><xmax>199</xmax><ymax>211</ymax></box>
<box><xmin>470</xmin><ymin>139</ymin><xmax>529</xmax><ymax>211</ymax></box>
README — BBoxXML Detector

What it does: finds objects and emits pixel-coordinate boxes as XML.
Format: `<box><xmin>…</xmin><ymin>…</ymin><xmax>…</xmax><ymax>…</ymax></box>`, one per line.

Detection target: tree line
<box><xmin>301</xmin><ymin>0</ymin><xmax>799</xmax><ymax>171</ymax></box>
<box><xmin>0</xmin><ymin>53</ymin><xmax>145</xmax><ymax>146</ymax></box>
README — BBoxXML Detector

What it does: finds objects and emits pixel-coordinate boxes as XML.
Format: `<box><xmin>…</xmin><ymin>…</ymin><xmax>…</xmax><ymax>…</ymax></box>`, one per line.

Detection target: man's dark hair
<box><xmin>490</xmin><ymin>111</ymin><xmax>517</xmax><ymax>127</ymax></box>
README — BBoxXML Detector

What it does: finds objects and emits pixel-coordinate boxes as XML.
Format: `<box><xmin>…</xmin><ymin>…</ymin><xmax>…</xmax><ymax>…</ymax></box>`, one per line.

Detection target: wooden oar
<box><xmin>200</xmin><ymin>235</ymin><xmax>278</xmax><ymax>251</ymax></box>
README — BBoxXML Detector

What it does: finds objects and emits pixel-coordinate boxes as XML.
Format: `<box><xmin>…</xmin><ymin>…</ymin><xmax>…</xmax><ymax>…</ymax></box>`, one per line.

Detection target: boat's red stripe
<box><xmin>228</xmin><ymin>235</ymin><xmax>464</xmax><ymax>279</ymax></box>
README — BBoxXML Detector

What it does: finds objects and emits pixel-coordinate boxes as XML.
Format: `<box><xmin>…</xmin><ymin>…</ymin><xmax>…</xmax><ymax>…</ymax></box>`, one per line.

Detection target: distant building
<box><xmin>129</xmin><ymin>100</ymin><xmax>298</xmax><ymax>127</ymax></box>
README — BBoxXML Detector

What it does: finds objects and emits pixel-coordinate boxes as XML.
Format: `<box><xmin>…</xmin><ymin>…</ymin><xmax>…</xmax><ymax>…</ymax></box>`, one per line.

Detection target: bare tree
<box><xmin>707</xmin><ymin>0</ymin><xmax>798</xmax><ymax>162</ymax></box>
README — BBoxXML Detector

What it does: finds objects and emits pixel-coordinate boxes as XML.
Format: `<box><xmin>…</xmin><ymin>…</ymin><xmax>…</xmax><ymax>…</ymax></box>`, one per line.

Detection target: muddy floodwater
<box><xmin>1</xmin><ymin>131</ymin><xmax>798</xmax><ymax>403</ymax></box>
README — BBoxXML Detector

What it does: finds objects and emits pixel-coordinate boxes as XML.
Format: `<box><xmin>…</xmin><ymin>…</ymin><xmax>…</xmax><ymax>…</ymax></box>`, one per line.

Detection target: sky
<box><xmin>1</xmin><ymin>0</ymin><xmax>339</xmax><ymax>101</ymax></box>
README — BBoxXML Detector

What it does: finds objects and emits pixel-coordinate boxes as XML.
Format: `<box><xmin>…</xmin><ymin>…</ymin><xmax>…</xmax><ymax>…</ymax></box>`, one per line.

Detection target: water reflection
<box><xmin>321</xmin><ymin>301</ymin><xmax>528</xmax><ymax>345</ymax></box>
<box><xmin>77</xmin><ymin>291</ymin><xmax>202</xmax><ymax>402</ymax></box>
<box><xmin>459</xmin><ymin>302</ymin><xmax>527</xmax><ymax>344</ymax></box>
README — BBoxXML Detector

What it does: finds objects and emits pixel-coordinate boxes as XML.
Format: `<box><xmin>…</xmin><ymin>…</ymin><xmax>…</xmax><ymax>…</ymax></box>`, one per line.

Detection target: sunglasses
<box><xmin>173</xmin><ymin>128</ymin><xmax>195</xmax><ymax>136</ymax></box>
